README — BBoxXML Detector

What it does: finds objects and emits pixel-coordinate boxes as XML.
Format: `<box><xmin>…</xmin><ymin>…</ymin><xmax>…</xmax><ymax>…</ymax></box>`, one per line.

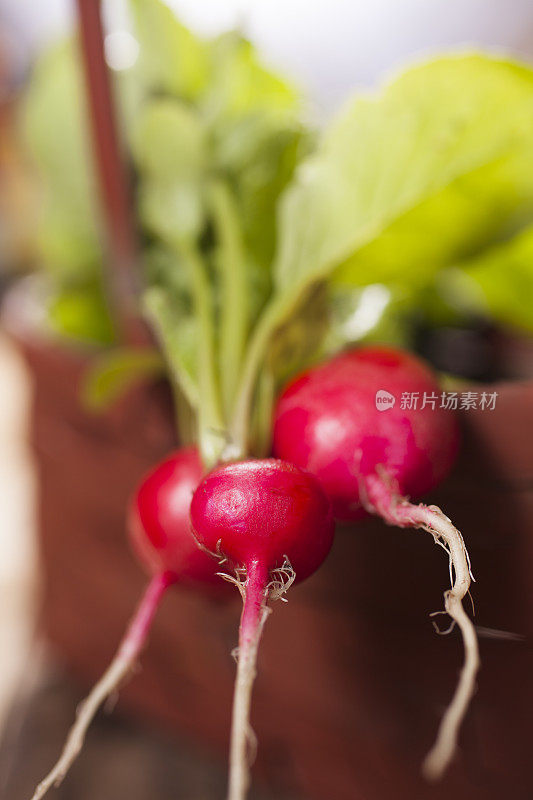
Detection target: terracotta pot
<box><xmin>3</xmin><ymin>288</ymin><xmax>533</xmax><ymax>800</ymax></box>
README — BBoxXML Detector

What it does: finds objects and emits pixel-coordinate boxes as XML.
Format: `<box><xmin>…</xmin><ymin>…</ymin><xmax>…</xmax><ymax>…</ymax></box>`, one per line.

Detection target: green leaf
<box><xmin>274</xmin><ymin>54</ymin><xmax>533</xmax><ymax>298</ymax></box>
<box><xmin>48</xmin><ymin>283</ymin><xmax>115</xmax><ymax>345</ymax></box>
<box><xmin>230</xmin><ymin>54</ymin><xmax>533</xmax><ymax>452</ymax></box>
<box><xmin>131</xmin><ymin>98</ymin><xmax>207</xmax><ymax>179</ymax></box>
<box><xmin>37</xmin><ymin>198</ymin><xmax>101</xmax><ymax>282</ymax></box>
<box><xmin>132</xmin><ymin>99</ymin><xmax>207</xmax><ymax>245</ymax></box>
<box><xmin>213</xmin><ymin>116</ymin><xmax>309</xmax><ymax>319</ymax></box>
<box><xmin>443</xmin><ymin>224</ymin><xmax>533</xmax><ymax>332</ymax></box>
<box><xmin>22</xmin><ymin>39</ymin><xmax>118</xmax><ymax>346</ymax></box>
<box><xmin>129</xmin><ymin>0</ymin><xmax>209</xmax><ymax>99</ymax></box>
<box><xmin>139</xmin><ymin>180</ymin><xmax>204</xmax><ymax>244</ymax></box>
<box><xmin>204</xmin><ymin>32</ymin><xmax>299</xmax><ymax>121</ymax></box>
<box><xmin>23</xmin><ymin>40</ymin><xmax>101</xmax><ymax>279</ymax></box>
<box><xmin>231</xmin><ymin>122</ymin><xmax>309</xmax><ymax>283</ymax></box>
<box><xmin>204</xmin><ymin>31</ymin><xmax>304</xmax><ymax>293</ymax></box>
<box><xmin>81</xmin><ymin>348</ymin><xmax>165</xmax><ymax>412</ymax></box>
<box><xmin>143</xmin><ymin>285</ymin><xmax>199</xmax><ymax>408</ymax></box>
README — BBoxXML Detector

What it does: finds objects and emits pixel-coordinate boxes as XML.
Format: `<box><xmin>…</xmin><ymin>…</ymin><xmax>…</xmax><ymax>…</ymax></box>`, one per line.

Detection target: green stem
<box><xmin>250</xmin><ymin>364</ymin><xmax>276</xmax><ymax>457</ymax></box>
<box><xmin>209</xmin><ymin>179</ymin><xmax>248</xmax><ymax>417</ymax></box>
<box><xmin>180</xmin><ymin>241</ymin><xmax>225</xmax><ymax>468</ymax></box>
<box><xmin>229</xmin><ymin>294</ymin><xmax>287</xmax><ymax>458</ymax></box>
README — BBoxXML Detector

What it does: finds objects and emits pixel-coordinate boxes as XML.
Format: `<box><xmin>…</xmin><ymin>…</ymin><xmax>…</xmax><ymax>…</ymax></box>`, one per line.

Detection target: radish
<box><xmin>30</xmin><ymin>447</ymin><xmax>221</xmax><ymax>800</ymax></box>
<box><xmin>129</xmin><ymin>446</ymin><xmax>224</xmax><ymax>589</ymax></box>
<box><xmin>190</xmin><ymin>458</ymin><xmax>335</xmax><ymax>800</ymax></box>
<box><xmin>273</xmin><ymin>345</ymin><xmax>479</xmax><ymax>780</ymax></box>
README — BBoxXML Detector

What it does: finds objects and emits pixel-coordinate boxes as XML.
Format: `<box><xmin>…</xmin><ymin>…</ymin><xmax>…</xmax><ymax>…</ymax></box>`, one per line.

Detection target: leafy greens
<box><xmin>21</xmin><ymin>0</ymin><xmax>533</xmax><ymax>463</ymax></box>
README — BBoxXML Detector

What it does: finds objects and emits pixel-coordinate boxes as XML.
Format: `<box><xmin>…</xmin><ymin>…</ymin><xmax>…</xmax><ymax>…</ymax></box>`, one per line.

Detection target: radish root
<box><xmin>30</xmin><ymin>572</ymin><xmax>174</xmax><ymax>800</ymax></box>
<box><xmin>364</xmin><ymin>470</ymin><xmax>480</xmax><ymax>781</ymax></box>
<box><xmin>227</xmin><ymin>558</ymin><xmax>294</xmax><ymax>800</ymax></box>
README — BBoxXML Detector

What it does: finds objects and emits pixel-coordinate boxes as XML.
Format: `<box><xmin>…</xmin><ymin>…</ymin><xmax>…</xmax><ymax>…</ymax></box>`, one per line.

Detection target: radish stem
<box><xmin>30</xmin><ymin>571</ymin><xmax>174</xmax><ymax>800</ymax></box>
<box><xmin>209</xmin><ymin>179</ymin><xmax>248</xmax><ymax>419</ymax></box>
<box><xmin>228</xmin><ymin>560</ymin><xmax>270</xmax><ymax>800</ymax></box>
<box><xmin>179</xmin><ymin>242</ymin><xmax>225</xmax><ymax>467</ymax></box>
<box><xmin>364</xmin><ymin>470</ymin><xmax>479</xmax><ymax>780</ymax></box>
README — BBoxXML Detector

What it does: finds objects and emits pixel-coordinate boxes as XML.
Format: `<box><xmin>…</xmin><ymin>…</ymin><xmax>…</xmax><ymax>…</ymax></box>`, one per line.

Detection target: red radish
<box><xmin>190</xmin><ymin>458</ymin><xmax>335</xmax><ymax>800</ymax></box>
<box><xmin>273</xmin><ymin>346</ymin><xmax>459</xmax><ymax>520</ymax></box>
<box><xmin>31</xmin><ymin>447</ymin><xmax>221</xmax><ymax>800</ymax></box>
<box><xmin>129</xmin><ymin>446</ymin><xmax>223</xmax><ymax>588</ymax></box>
<box><xmin>273</xmin><ymin>345</ymin><xmax>479</xmax><ymax>780</ymax></box>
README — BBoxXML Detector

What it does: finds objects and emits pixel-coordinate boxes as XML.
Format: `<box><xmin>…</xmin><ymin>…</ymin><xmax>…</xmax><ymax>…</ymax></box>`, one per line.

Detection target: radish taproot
<box><xmin>273</xmin><ymin>345</ymin><xmax>479</xmax><ymax>780</ymax></box>
<box><xmin>30</xmin><ymin>447</ymin><xmax>221</xmax><ymax>800</ymax></box>
<box><xmin>190</xmin><ymin>458</ymin><xmax>335</xmax><ymax>800</ymax></box>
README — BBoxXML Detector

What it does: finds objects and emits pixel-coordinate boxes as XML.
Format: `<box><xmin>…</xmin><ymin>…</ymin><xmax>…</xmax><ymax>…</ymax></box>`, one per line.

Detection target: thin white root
<box><xmin>227</xmin><ymin>558</ymin><xmax>294</xmax><ymax>800</ymax></box>
<box><xmin>422</xmin><ymin>583</ymin><xmax>480</xmax><ymax>780</ymax></box>
<box><xmin>29</xmin><ymin>572</ymin><xmax>171</xmax><ymax>800</ymax></box>
<box><xmin>365</xmin><ymin>471</ymin><xmax>480</xmax><ymax>781</ymax></box>
<box><xmin>29</xmin><ymin>651</ymin><xmax>136</xmax><ymax>800</ymax></box>
<box><xmin>228</xmin><ymin>602</ymin><xmax>270</xmax><ymax>800</ymax></box>
<box><xmin>267</xmin><ymin>556</ymin><xmax>296</xmax><ymax>601</ymax></box>
<box><xmin>411</xmin><ymin>506</ymin><xmax>480</xmax><ymax>781</ymax></box>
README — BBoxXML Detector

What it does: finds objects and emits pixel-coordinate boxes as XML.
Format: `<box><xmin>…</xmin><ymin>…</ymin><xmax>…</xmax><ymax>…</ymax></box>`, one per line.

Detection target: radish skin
<box><xmin>30</xmin><ymin>571</ymin><xmax>174</xmax><ymax>800</ymax></box>
<box><xmin>364</xmin><ymin>471</ymin><xmax>479</xmax><ymax>779</ymax></box>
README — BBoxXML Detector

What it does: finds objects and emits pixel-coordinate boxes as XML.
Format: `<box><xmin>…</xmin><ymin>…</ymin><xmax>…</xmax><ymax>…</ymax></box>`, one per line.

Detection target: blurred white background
<box><xmin>1</xmin><ymin>0</ymin><xmax>533</xmax><ymax>116</ymax></box>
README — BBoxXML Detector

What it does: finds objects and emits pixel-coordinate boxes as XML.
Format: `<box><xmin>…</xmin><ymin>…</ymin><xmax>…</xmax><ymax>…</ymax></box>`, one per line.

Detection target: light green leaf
<box><xmin>131</xmin><ymin>98</ymin><xmax>207</xmax><ymax>178</ymax></box>
<box><xmin>230</xmin><ymin>54</ymin><xmax>533</xmax><ymax>451</ymax></box>
<box><xmin>48</xmin><ymin>283</ymin><xmax>115</xmax><ymax>345</ymax></box>
<box><xmin>139</xmin><ymin>180</ymin><xmax>204</xmax><ymax>244</ymax></box>
<box><xmin>143</xmin><ymin>285</ymin><xmax>198</xmax><ymax>408</ymax></box>
<box><xmin>204</xmin><ymin>32</ymin><xmax>299</xmax><ymax>121</ymax></box>
<box><xmin>23</xmin><ymin>41</ymin><xmax>94</xmax><ymax>210</ymax></box>
<box><xmin>132</xmin><ymin>99</ymin><xmax>207</xmax><ymax>245</ymax></box>
<box><xmin>129</xmin><ymin>0</ymin><xmax>209</xmax><ymax>99</ymax></box>
<box><xmin>23</xmin><ymin>40</ymin><xmax>101</xmax><ymax>279</ymax></box>
<box><xmin>81</xmin><ymin>348</ymin><xmax>165</xmax><ymax>411</ymax></box>
<box><xmin>274</xmin><ymin>54</ymin><xmax>533</xmax><ymax>298</ymax></box>
<box><xmin>443</xmin><ymin>224</ymin><xmax>533</xmax><ymax>332</ymax></box>
<box><xmin>37</xmin><ymin>198</ymin><xmax>101</xmax><ymax>282</ymax></box>
<box><xmin>213</xmin><ymin>115</ymin><xmax>309</xmax><ymax>318</ymax></box>
<box><xmin>206</xmin><ymin>31</ymin><xmax>304</xmax><ymax>289</ymax></box>
<box><xmin>233</xmin><ymin>122</ymin><xmax>309</xmax><ymax>278</ymax></box>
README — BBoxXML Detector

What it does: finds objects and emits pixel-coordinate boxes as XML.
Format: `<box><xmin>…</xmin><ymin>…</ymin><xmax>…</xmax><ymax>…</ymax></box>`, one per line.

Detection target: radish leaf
<box><xmin>81</xmin><ymin>348</ymin><xmax>165</xmax><ymax>411</ymax></box>
<box><xmin>443</xmin><ymin>225</ymin><xmax>533</xmax><ymax>333</ymax></box>
<box><xmin>129</xmin><ymin>0</ymin><xmax>209</xmax><ymax>100</ymax></box>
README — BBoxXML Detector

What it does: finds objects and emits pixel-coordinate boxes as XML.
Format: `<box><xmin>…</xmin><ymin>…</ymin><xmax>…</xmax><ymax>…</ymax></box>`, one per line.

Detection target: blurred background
<box><xmin>1</xmin><ymin>2</ymin><xmax>533</xmax><ymax>799</ymax></box>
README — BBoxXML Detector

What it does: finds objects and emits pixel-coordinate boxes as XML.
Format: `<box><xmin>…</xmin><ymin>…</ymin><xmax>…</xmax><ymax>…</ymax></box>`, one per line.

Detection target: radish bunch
<box><xmin>273</xmin><ymin>345</ymin><xmax>479</xmax><ymax>779</ymax></box>
<box><xmin>29</xmin><ymin>32</ymin><xmax>533</xmax><ymax>800</ymax></box>
<box><xmin>31</xmin><ymin>452</ymin><xmax>334</xmax><ymax>800</ymax></box>
<box><xmin>31</xmin><ymin>346</ymin><xmax>477</xmax><ymax>800</ymax></box>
